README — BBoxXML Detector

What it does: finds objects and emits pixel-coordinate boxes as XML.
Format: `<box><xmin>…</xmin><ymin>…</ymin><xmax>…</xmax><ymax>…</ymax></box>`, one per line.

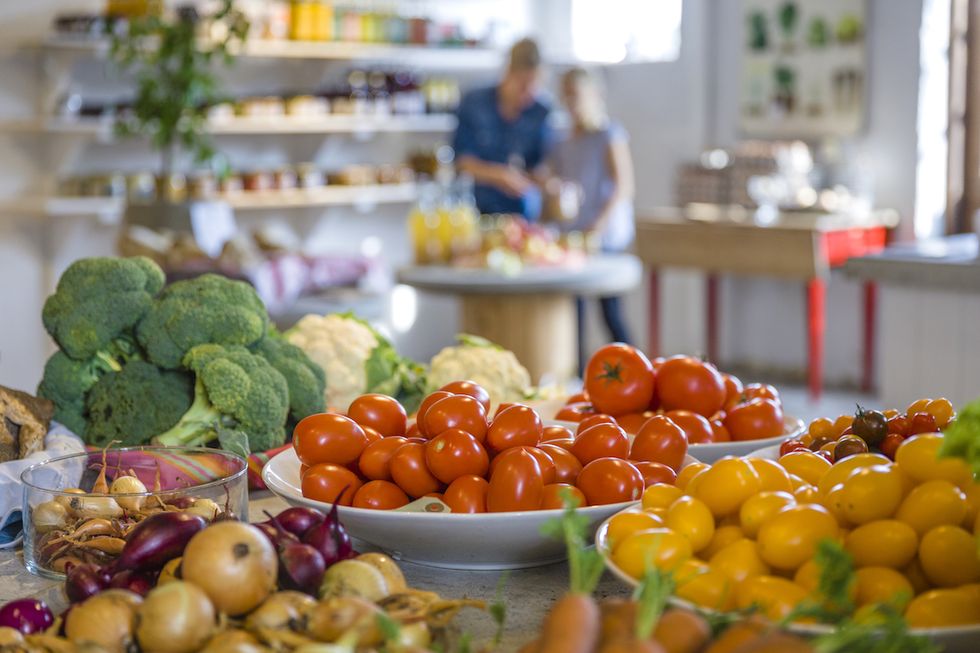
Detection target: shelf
<box><xmin>0</xmin><ymin>196</ymin><xmax>124</xmax><ymax>217</ymax></box>
<box><xmin>0</xmin><ymin>114</ymin><xmax>456</xmax><ymax>138</ymax></box>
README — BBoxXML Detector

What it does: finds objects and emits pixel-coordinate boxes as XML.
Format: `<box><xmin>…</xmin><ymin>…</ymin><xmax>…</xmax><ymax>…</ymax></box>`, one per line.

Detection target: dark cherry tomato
<box><xmin>352</xmin><ymin>480</ymin><xmax>410</xmax><ymax>510</ymax></box>
<box><xmin>616</xmin><ymin>411</ymin><xmax>656</xmax><ymax>435</ymax></box>
<box><xmin>852</xmin><ymin>407</ymin><xmax>888</xmax><ymax>447</ymax></box>
<box><xmin>301</xmin><ymin>463</ymin><xmax>363</xmax><ymax>506</ymax></box>
<box><xmin>423</xmin><ymin>395</ymin><xmax>488</xmax><ymax>443</ymax></box>
<box><xmin>779</xmin><ymin>438</ymin><xmax>805</xmax><ymax>457</ymax></box>
<box><xmin>541</xmin><ymin>483</ymin><xmax>586</xmax><ymax>510</ymax></box>
<box><xmin>808</xmin><ymin>436</ymin><xmax>835</xmax><ymax>452</ymax></box>
<box><xmin>347</xmin><ymin>393</ymin><xmax>407</xmax><ymax>437</ymax></box>
<box><xmin>443</xmin><ymin>475</ymin><xmax>489</xmax><ymax>513</ymax></box>
<box><xmin>722</xmin><ymin>373</ymin><xmax>744</xmax><ymax>411</ymax></box>
<box><xmin>542</xmin><ymin>424</ymin><xmax>574</xmax><ymax>442</ymax></box>
<box><xmin>439</xmin><ymin>381</ymin><xmax>491</xmax><ymax>414</ymax></box>
<box><xmin>584</xmin><ymin>344</ymin><xmax>656</xmax><ymax>416</ymax></box>
<box><xmin>486</xmin><ymin>449</ymin><xmax>544</xmax><ymax>512</ymax></box>
<box><xmin>710</xmin><ymin>419</ymin><xmax>731</xmax><ymax>443</ymax></box>
<box><xmin>834</xmin><ymin>434</ymin><xmax>870</xmax><ymax>460</ymax></box>
<box><xmin>908</xmin><ymin>411</ymin><xmax>939</xmax><ymax>435</ymax></box>
<box><xmin>489</xmin><ymin>446</ymin><xmax>556</xmax><ymax>484</ymax></box>
<box><xmin>415</xmin><ymin>391</ymin><xmax>455</xmax><ymax>437</ymax></box>
<box><xmin>389</xmin><ymin>442</ymin><xmax>442</xmax><ymax>498</ymax></box>
<box><xmin>576</xmin><ymin>414</ymin><xmax>618</xmax><ymax>435</ymax></box>
<box><xmin>358</xmin><ymin>436</ymin><xmax>409</xmax><ymax>481</ymax></box>
<box><xmin>887</xmin><ymin>415</ymin><xmax>910</xmax><ymax>436</ymax></box>
<box><xmin>630</xmin><ymin>415</ymin><xmax>688</xmax><ymax>472</ymax></box>
<box><xmin>576</xmin><ymin>458</ymin><xmax>644</xmax><ymax>506</ymax></box>
<box><xmin>554</xmin><ymin>401</ymin><xmax>595</xmax><ymax>423</ymax></box>
<box><xmin>487</xmin><ymin>405</ymin><xmax>543</xmax><ymax>454</ymax></box>
<box><xmin>817</xmin><ymin>449</ymin><xmax>835</xmax><ymax>463</ymax></box>
<box><xmin>724</xmin><ymin>398</ymin><xmax>784</xmax><ymax>441</ymax></box>
<box><xmin>632</xmin><ymin>461</ymin><xmax>677</xmax><ymax>487</ymax></box>
<box><xmin>744</xmin><ymin>383</ymin><xmax>781</xmax><ymax>403</ymax></box>
<box><xmin>572</xmin><ymin>423</ymin><xmax>630</xmax><ymax>466</ymax></box>
<box><xmin>539</xmin><ymin>444</ymin><xmax>584</xmax><ymax>484</ymax></box>
<box><xmin>656</xmin><ymin>356</ymin><xmax>726</xmax><ymax>417</ymax></box>
<box><xmin>424</xmin><ymin>428</ymin><xmax>490</xmax><ymax>485</ymax></box>
<box><xmin>880</xmin><ymin>433</ymin><xmax>905</xmax><ymax>460</ymax></box>
<box><xmin>294</xmin><ymin>413</ymin><xmax>369</xmax><ymax>466</ymax></box>
<box><xmin>665</xmin><ymin>410</ymin><xmax>715</xmax><ymax>445</ymax></box>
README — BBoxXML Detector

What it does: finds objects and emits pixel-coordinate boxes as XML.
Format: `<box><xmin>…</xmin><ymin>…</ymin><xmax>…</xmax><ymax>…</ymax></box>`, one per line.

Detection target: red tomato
<box><xmin>404</xmin><ymin>437</ymin><xmax>427</xmax><ymax>444</ymax></box>
<box><xmin>389</xmin><ymin>442</ymin><xmax>442</xmax><ymax>498</ymax></box>
<box><xmin>629</xmin><ymin>415</ymin><xmax>688</xmax><ymax>472</ymax></box>
<box><xmin>554</xmin><ymin>401</ymin><xmax>595</xmax><ymax>423</ymax></box>
<box><xmin>487</xmin><ymin>404</ymin><xmax>543</xmax><ymax>454</ymax></box>
<box><xmin>724</xmin><ymin>398</ymin><xmax>784</xmax><ymax>441</ymax></box>
<box><xmin>572</xmin><ymin>423</ymin><xmax>630</xmax><ymax>466</ymax></box>
<box><xmin>542</xmin><ymin>425</ymin><xmax>574</xmax><ymax>442</ymax></box>
<box><xmin>566</xmin><ymin>391</ymin><xmax>589</xmax><ymax>404</ymax></box>
<box><xmin>779</xmin><ymin>438</ymin><xmax>805</xmax><ymax>457</ymax></box>
<box><xmin>489</xmin><ymin>446</ymin><xmax>557</xmax><ymax>484</ymax></box>
<box><xmin>424</xmin><ymin>429</ymin><xmax>490</xmax><ymax>485</ymax></box>
<box><xmin>817</xmin><ymin>450</ymin><xmax>835</xmax><ymax>463</ymax></box>
<box><xmin>493</xmin><ymin>402</ymin><xmax>520</xmax><ymax>418</ymax></box>
<box><xmin>405</xmin><ymin>422</ymin><xmax>420</xmax><ymax>439</ymax></box>
<box><xmin>908</xmin><ymin>411</ymin><xmax>938</xmax><ymax>435</ymax></box>
<box><xmin>744</xmin><ymin>383</ymin><xmax>780</xmax><ymax>403</ymax></box>
<box><xmin>352</xmin><ymin>480</ymin><xmax>410</xmax><ymax>510</ymax></box>
<box><xmin>665</xmin><ymin>409</ymin><xmax>715</xmax><ymax>444</ymax></box>
<box><xmin>358</xmin><ymin>436</ymin><xmax>408</xmax><ymax>481</ymax></box>
<box><xmin>576</xmin><ymin>458</ymin><xmax>644</xmax><ymax>506</ymax></box>
<box><xmin>576</xmin><ymin>414</ymin><xmax>617</xmax><ymax>435</ymax></box>
<box><xmin>439</xmin><ymin>381</ymin><xmax>491</xmax><ymax>414</ymax></box>
<box><xmin>423</xmin><ymin>395</ymin><xmax>488</xmax><ymax>443</ymax></box>
<box><xmin>541</xmin><ymin>483</ymin><xmax>586</xmax><ymax>510</ymax></box>
<box><xmin>656</xmin><ymin>356</ymin><xmax>726</xmax><ymax>417</ymax></box>
<box><xmin>415</xmin><ymin>391</ymin><xmax>454</xmax><ymax>437</ymax></box>
<box><xmin>880</xmin><ymin>433</ymin><xmax>905</xmax><ymax>459</ymax></box>
<box><xmin>487</xmin><ymin>449</ymin><xmax>544</xmax><ymax>512</ymax></box>
<box><xmin>301</xmin><ymin>463</ymin><xmax>363</xmax><ymax>506</ymax></box>
<box><xmin>300</xmin><ymin>464</ymin><xmax>309</xmax><ymax>478</ymax></box>
<box><xmin>632</xmin><ymin>461</ymin><xmax>677</xmax><ymax>487</ymax></box>
<box><xmin>722</xmin><ymin>373</ymin><xmax>744</xmax><ymax>411</ymax></box>
<box><xmin>887</xmin><ymin>415</ymin><xmax>910</xmax><ymax>436</ymax></box>
<box><xmin>294</xmin><ymin>413</ymin><xmax>369</xmax><ymax>466</ymax></box>
<box><xmin>616</xmin><ymin>411</ymin><xmax>656</xmax><ymax>435</ymax></box>
<box><xmin>347</xmin><ymin>394</ymin><xmax>407</xmax><ymax>437</ymax></box>
<box><xmin>443</xmin><ymin>475</ymin><xmax>489</xmax><ymax>513</ymax></box>
<box><xmin>542</xmin><ymin>438</ymin><xmax>575</xmax><ymax>451</ymax></box>
<box><xmin>539</xmin><ymin>444</ymin><xmax>584</xmax><ymax>484</ymax></box>
<box><xmin>584</xmin><ymin>344</ymin><xmax>655</xmax><ymax>416</ymax></box>
<box><xmin>426</xmin><ymin>493</ymin><xmax>444</xmax><ymax>501</ymax></box>
<box><xmin>362</xmin><ymin>426</ymin><xmax>384</xmax><ymax>447</ymax></box>
<box><xmin>710</xmin><ymin>419</ymin><xmax>731</xmax><ymax>442</ymax></box>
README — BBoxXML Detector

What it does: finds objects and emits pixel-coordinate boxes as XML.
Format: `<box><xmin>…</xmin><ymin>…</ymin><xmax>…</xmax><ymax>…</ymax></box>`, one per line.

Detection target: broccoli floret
<box><xmin>136</xmin><ymin>273</ymin><xmax>270</xmax><ymax>369</ymax></box>
<box><xmin>42</xmin><ymin>256</ymin><xmax>164</xmax><ymax>361</ymax></box>
<box><xmin>36</xmin><ymin>350</ymin><xmax>121</xmax><ymax>435</ymax></box>
<box><xmin>155</xmin><ymin>343</ymin><xmax>289</xmax><ymax>453</ymax></box>
<box><xmin>85</xmin><ymin>360</ymin><xmax>194</xmax><ymax>448</ymax></box>
<box><xmin>252</xmin><ymin>330</ymin><xmax>326</xmax><ymax>424</ymax></box>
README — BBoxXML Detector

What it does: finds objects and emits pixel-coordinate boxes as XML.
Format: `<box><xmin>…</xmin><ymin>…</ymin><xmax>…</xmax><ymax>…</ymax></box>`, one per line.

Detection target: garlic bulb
<box><xmin>185</xmin><ymin>498</ymin><xmax>220</xmax><ymax>521</ymax></box>
<box><xmin>109</xmin><ymin>476</ymin><xmax>148</xmax><ymax>512</ymax></box>
<box><xmin>32</xmin><ymin>501</ymin><xmax>68</xmax><ymax>533</ymax></box>
<box><xmin>68</xmin><ymin>495</ymin><xmax>123</xmax><ymax>519</ymax></box>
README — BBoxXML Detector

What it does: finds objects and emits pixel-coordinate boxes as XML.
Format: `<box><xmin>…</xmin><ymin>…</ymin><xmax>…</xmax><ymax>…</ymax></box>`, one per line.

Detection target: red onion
<box><xmin>0</xmin><ymin>600</ymin><xmax>54</xmax><ymax>634</ymax></box>
<box><xmin>278</xmin><ymin>542</ymin><xmax>326</xmax><ymax>595</ymax></box>
<box><xmin>166</xmin><ymin>496</ymin><xmax>196</xmax><ymax>509</ymax></box>
<box><xmin>108</xmin><ymin>569</ymin><xmax>155</xmax><ymax>597</ymax></box>
<box><xmin>273</xmin><ymin>507</ymin><xmax>324</xmax><ymax>538</ymax></box>
<box><xmin>254</xmin><ymin>521</ymin><xmax>299</xmax><ymax>549</ymax></box>
<box><xmin>113</xmin><ymin>511</ymin><xmax>207</xmax><ymax>572</ymax></box>
<box><xmin>301</xmin><ymin>502</ymin><xmax>352</xmax><ymax>567</ymax></box>
<box><xmin>65</xmin><ymin>563</ymin><xmax>111</xmax><ymax>604</ymax></box>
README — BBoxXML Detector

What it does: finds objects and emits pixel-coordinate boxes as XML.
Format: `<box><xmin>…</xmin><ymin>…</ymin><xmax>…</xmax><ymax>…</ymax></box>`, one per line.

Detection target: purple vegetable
<box><xmin>254</xmin><ymin>521</ymin><xmax>299</xmax><ymax>549</ymax></box>
<box><xmin>166</xmin><ymin>496</ymin><xmax>196</xmax><ymax>509</ymax></box>
<box><xmin>274</xmin><ymin>507</ymin><xmax>324</xmax><ymax>538</ymax></box>
<box><xmin>108</xmin><ymin>570</ymin><xmax>155</xmax><ymax>597</ymax></box>
<box><xmin>113</xmin><ymin>512</ymin><xmax>207</xmax><ymax>573</ymax></box>
<box><xmin>278</xmin><ymin>542</ymin><xmax>326</xmax><ymax>595</ymax></box>
<box><xmin>65</xmin><ymin>563</ymin><xmax>111</xmax><ymax>604</ymax></box>
<box><xmin>0</xmin><ymin>599</ymin><xmax>54</xmax><ymax>634</ymax></box>
<box><xmin>302</xmin><ymin>502</ymin><xmax>352</xmax><ymax>566</ymax></box>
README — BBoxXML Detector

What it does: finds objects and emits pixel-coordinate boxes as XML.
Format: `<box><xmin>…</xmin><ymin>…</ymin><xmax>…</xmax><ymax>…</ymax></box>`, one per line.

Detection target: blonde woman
<box><xmin>547</xmin><ymin>67</ymin><xmax>636</xmax><ymax>367</ymax></box>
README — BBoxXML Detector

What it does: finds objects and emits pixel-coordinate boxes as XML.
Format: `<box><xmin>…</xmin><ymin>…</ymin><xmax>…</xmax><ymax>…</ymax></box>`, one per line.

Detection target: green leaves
<box><xmin>540</xmin><ymin>491</ymin><xmax>604</xmax><ymax>595</ymax></box>
<box><xmin>939</xmin><ymin>398</ymin><xmax>980</xmax><ymax>480</ymax></box>
<box><xmin>633</xmin><ymin>567</ymin><xmax>675</xmax><ymax>640</ymax></box>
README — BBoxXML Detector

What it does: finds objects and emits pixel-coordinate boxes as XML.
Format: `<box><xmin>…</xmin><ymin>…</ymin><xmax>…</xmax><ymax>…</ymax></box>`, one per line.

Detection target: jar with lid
<box><xmin>312</xmin><ymin>1</ymin><xmax>333</xmax><ymax>41</ymax></box>
<box><xmin>290</xmin><ymin>0</ymin><xmax>316</xmax><ymax>41</ymax></box>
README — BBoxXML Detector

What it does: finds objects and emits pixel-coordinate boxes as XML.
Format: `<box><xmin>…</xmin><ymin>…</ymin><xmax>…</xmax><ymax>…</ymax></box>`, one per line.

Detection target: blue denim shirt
<box><xmin>452</xmin><ymin>85</ymin><xmax>552</xmax><ymax>218</ymax></box>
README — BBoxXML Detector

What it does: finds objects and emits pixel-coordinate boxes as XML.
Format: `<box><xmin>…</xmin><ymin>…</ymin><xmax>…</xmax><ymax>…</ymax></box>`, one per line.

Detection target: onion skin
<box><xmin>65</xmin><ymin>592</ymin><xmax>138</xmax><ymax>653</ymax></box>
<box><xmin>273</xmin><ymin>508</ymin><xmax>324</xmax><ymax>538</ymax></box>
<box><xmin>255</xmin><ymin>522</ymin><xmax>299</xmax><ymax>549</ymax></box>
<box><xmin>136</xmin><ymin>581</ymin><xmax>215</xmax><ymax>653</ymax></box>
<box><xmin>114</xmin><ymin>512</ymin><xmax>207</xmax><ymax>572</ymax></box>
<box><xmin>244</xmin><ymin>591</ymin><xmax>316</xmax><ymax>632</ymax></box>
<box><xmin>302</xmin><ymin>520</ymin><xmax>353</xmax><ymax>568</ymax></box>
<box><xmin>278</xmin><ymin>543</ymin><xmax>326</xmax><ymax>595</ymax></box>
<box><xmin>65</xmin><ymin>563</ymin><xmax>112</xmax><ymax>604</ymax></box>
<box><xmin>0</xmin><ymin>600</ymin><xmax>54</xmax><ymax>635</ymax></box>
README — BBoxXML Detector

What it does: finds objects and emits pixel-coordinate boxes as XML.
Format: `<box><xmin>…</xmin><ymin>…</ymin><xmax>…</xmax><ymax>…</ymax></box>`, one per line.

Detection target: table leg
<box><xmin>862</xmin><ymin>281</ymin><xmax>877</xmax><ymax>393</ymax></box>
<box><xmin>807</xmin><ymin>278</ymin><xmax>826</xmax><ymax>401</ymax></box>
<box><xmin>706</xmin><ymin>274</ymin><xmax>719</xmax><ymax>365</ymax></box>
<box><xmin>648</xmin><ymin>268</ymin><xmax>660</xmax><ymax>358</ymax></box>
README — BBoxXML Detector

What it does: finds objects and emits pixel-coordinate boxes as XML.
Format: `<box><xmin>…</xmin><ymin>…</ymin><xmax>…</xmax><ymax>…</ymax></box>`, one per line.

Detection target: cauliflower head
<box><xmin>428</xmin><ymin>334</ymin><xmax>532</xmax><ymax>409</ymax></box>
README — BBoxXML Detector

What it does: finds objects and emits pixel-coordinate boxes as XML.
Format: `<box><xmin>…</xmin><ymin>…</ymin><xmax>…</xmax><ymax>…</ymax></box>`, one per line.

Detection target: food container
<box><xmin>21</xmin><ymin>447</ymin><xmax>248</xmax><ymax>579</ymax></box>
<box><xmin>284</xmin><ymin>95</ymin><xmax>329</xmax><ymax>117</ymax></box>
<box><xmin>242</xmin><ymin>171</ymin><xmax>274</xmax><ymax>193</ymax></box>
<box><xmin>219</xmin><ymin>173</ymin><xmax>244</xmax><ymax>195</ymax></box>
<box><xmin>296</xmin><ymin>163</ymin><xmax>324</xmax><ymax>189</ymax></box>
<box><xmin>273</xmin><ymin>167</ymin><xmax>298</xmax><ymax>191</ymax></box>
<box><xmin>188</xmin><ymin>171</ymin><xmax>218</xmax><ymax>200</ymax></box>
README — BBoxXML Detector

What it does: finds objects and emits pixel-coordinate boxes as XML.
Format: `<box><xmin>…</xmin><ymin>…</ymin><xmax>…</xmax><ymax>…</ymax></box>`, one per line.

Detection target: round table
<box><xmin>397</xmin><ymin>254</ymin><xmax>642</xmax><ymax>382</ymax></box>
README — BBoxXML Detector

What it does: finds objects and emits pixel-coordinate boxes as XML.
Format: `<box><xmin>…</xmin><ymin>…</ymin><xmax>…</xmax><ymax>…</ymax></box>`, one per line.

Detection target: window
<box><xmin>571</xmin><ymin>0</ymin><xmax>683</xmax><ymax>64</ymax></box>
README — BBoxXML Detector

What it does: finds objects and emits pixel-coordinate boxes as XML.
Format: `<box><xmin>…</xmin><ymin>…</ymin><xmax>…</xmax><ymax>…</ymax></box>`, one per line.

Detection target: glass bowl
<box><xmin>21</xmin><ymin>446</ymin><xmax>248</xmax><ymax>579</ymax></box>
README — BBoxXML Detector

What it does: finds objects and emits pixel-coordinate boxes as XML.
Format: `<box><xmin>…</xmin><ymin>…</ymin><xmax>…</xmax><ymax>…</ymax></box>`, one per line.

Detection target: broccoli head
<box><xmin>36</xmin><ymin>350</ymin><xmax>122</xmax><ymax>435</ymax></box>
<box><xmin>85</xmin><ymin>360</ymin><xmax>194</xmax><ymax>448</ymax></box>
<box><xmin>252</xmin><ymin>331</ymin><xmax>326</xmax><ymax>424</ymax></box>
<box><xmin>155</xmin><ymin>343</ymin><xmax>289</xmax><ymax>453</ymax></box>
<box><xmin>42</xmin><ymin>256</ymin><xmax>165</xmax><ymax>361</ymax></box>
<box><xmin>136</xmin><ymin>273</ymin><xmax>270</xmax><ymax>369</ymax></box>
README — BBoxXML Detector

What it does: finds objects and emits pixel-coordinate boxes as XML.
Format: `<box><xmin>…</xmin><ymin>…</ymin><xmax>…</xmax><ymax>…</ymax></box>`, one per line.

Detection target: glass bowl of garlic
<box><xmin>21</xmin><ymin>446</ymin><xmax>248</xmax><ymax>578</ymax></box>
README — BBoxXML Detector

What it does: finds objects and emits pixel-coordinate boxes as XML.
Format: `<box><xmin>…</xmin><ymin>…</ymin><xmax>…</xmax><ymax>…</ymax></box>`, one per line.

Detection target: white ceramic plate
<box><xmin>686</xmin><ymin>416</ymin><xmax>805</xmax><ymax>463</ymax></box>
<box><xmin>594</xmin><ymin>507</ymin><xmax>980</xmax><ymax>653</ymax></box>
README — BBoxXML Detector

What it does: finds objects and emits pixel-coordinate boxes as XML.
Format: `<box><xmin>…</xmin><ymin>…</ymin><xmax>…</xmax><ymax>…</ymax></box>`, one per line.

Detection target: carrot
<box><xmin>538</xmin><ymin>593</ymin><xmax>600</xmax><ymax>653</ymax></box>
<box><xmin>600</xmin><ymin>639</ymin><xmax>665</xmax><ymax>653</ymax></box>
<box><xmin>517</xmin><ymin>639</ymin><xmax>541</xmax><ymax>653</ymax></box>
<box><xmin>599</xmin><ymin>598</ymin><xmax>637</xmax><ymax>644</ymax></box>
<box><xmin>652</xmin><ymin>608</ymin><xmax>711</xmax><ymax>653</ymax></box>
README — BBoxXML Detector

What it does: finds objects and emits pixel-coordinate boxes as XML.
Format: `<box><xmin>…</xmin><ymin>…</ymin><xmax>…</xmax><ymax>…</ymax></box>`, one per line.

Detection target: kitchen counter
<box><xmin>845</xmin><ymin>233</ymin><xmax>980</xmax><ymax>291</ymax></box>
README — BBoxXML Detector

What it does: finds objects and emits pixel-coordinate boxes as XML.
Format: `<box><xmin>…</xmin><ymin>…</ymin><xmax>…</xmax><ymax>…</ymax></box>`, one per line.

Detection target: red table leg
<box><xmin>706</xmin><ymin>274</ymin><xmax>719</xmax><ymax>365</ymax></box>
<box><xmin>648</xmin><ymin>268</ymin><xmax>660</xmax><ymax>358</ymax></box>
<box><xmin>861</xmin><ymin>281</ymin><xmax>877</xmax><ymax>393</ymax></box>
<box><xmin>807</xmin><ymin>278</ymin><xmax>826</xmax><ymax>401</ymax></box>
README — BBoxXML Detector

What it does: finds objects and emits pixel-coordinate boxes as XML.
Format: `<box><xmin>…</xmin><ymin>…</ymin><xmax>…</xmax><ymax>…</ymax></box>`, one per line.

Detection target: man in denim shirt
<box><xmin>452</xmin><ymin>38</ymin><xmax>552</xmax><ymax>220</ymax></box>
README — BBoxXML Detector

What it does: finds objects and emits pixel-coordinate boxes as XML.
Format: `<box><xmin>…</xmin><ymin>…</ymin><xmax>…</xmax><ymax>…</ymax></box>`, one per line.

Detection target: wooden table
<box><xmin>397</xmin><ymin>255</ymin><xmax>642</xmax><ymax>382</ymax></box>
<box><xmin>635</xmin><ymin>206</ymin><xmax>898</xmax><ymax>399</ymax></box>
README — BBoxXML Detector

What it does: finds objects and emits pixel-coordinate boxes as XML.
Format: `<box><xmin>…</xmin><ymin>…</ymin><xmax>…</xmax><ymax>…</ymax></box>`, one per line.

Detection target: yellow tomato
<box><xmin>666</xmin><ymin>496</ymin><xmax>716</xmax><ymax>553</ymax></box>
<box><xmin>839</xmin><ymin>464</ymin><xmax>904</xmax><ymax>525</ymax></box>
<box><xmin>700</xmin><ymin>525</ymin><xmax>745</xmax><ymax>560</ymax></box>
<box><xmin>606</xmin><ymin>510</ymin><xmax>664</xmax><ymax>550</ymax></box>
<box><xmin>674</xmin><ymin>557</ymin><xmax>709</xmax><ymax>583</ymax></box>
<box><xmin>895</xmin><ymin>434</ymin><xmax>972</xmax><ymax>485</ymax></box>
<box><xmin>906</xmin><ymin>398</ymin><xmax>931</xmax><ymax>416</ymax></box>
<box><xmin>757</xmin><ymin>504</ymin><xmax>839</xmax><ymax>571</ymax></box>
<box><xmin>778</xmin><ymin>451</ymin><xmax>832</xmax><ymax>487</ymax></box>
<box><xmin>854</xmin><ymin>567</ymin><xmax>913</xmax><ymax>610</ymax></box>
<box><xmin>735</xmin><ymin>576</ymin><xmax>808</xmax><ymax>621</ymax></box>
<box><xmin>817</xmin><ymin>453</ymin><xmax>891</xmax><ymax>496</ymax></box>
<box><xmin>793</xmin><ymin>559</ymin><xmax>820</xmax><ymax>593</ymax></box>
<box><xmin>739</xmin><ymin>491</ymin><xmax>796</xmax><ymax>538</ymax></box>
<box><xmin>883</xmin><ymin>409</ymin><xmax>899</xmax><ymax>419</ymax></box>
<box><xmin>960</xmin><ymin>481</ymin><xmax>980</xmax><ymax>528</ymax></box>
<box><xmin>918</xmin><ymin>525</ymin><xmax>980</xmax><ymax>588</ymax></box>
<box><xmin>845</xmin><ymin>520</ymin><xmax>918</xmax><ymax>569</ymax></box>
<box><xmin>808</xmin><ymin>417</ymin><xmax>835</xmax><ymax>440</ymax></box>
<box><xmin>642</xmin><ymin>483</ymin><xmax>683</xmax><ymax>511</ymax></box>
<box><xmin>792</xmin><ymin>484</ymin><xmax>819</xmax><ymax>504</ymax></box>
<box><xmin>676</xmin><ymin>462</ymin><xmax>710</xmax><ymax>491</ymax></box>
<box><xmin>895</xmin><ymin>479</ymin><xmax>968</xmax><ymax>535</ymax></box>
<box><xmin>905</xmin><ymin>588</ymin><xmax>980</xmax><ymax>628</ymax></box>
<box><xmin>612</xmin><ymin>528</ymin><xmax>692</xmax><ymax>579</ymax></box>
<box><xmin>821</xmin><ymin>483</ymin><xmax>850</xmax><ymax>525</ymax></box>
<box><xmin>904</xmin><ymin>559</ymin><xmax>931</xmax><ymax>595</ymax></box>
<box><xmin>708</xmin><ymin>538</ymin><xmax>771</xmax><ymax>584</ymax></box>
<box><xmin>925</xmin><ymin>398</ymin><xmax>954</xmax><ymax>428</ymax></box>
<box><xmin>748</xmin><ymin>458</ymin><xmax>794</xmax><ymax>493</ymax></box>
<box><xmin>691</xmin><ymin>457</ymin><xmax>762</xmax><ymax>518</ymax></box>
<box><xmin>833</xmin><ymin>415</ymin><xmax>854</xmax><ymax>436</ymax></box>
<box><xmin>675</xmin><ymin>567</ymin><xmax>736</xmax><ymax>611</ymax></box>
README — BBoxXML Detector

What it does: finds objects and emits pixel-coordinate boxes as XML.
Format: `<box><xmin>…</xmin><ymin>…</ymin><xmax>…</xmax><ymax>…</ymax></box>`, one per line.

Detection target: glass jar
<box><xmin>312</xmin><ymin>1</ymin><xmax>333</xmax><ymax>41</ymax></box>
<box><xmin>290</xmin><ymin>0</ymin><xmax>316</xmax><ymax>41</ymax></box>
